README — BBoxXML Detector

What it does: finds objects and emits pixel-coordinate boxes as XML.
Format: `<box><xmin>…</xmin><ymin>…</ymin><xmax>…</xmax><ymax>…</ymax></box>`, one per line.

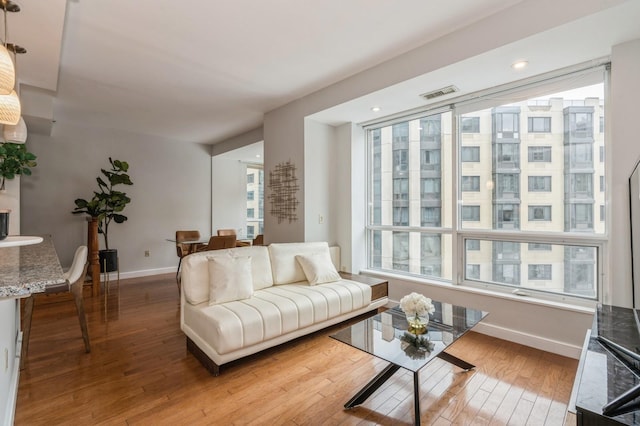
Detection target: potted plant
<box><xmin>0</xmin><ymin>142</ymin><xmax>37</xmax><ymax>191</ymax></box>
<box><xmin>72</xmin><ymin>158</ymin><xmax>133</xmax><ymax>272</ymax></box>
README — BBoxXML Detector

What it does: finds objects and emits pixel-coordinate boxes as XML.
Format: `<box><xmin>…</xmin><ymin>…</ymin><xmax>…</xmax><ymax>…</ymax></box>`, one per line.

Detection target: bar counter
<box><xmin>0</xmin><ymin>235</ymin><xmax>65</xmax><ymax>298</ymax></box>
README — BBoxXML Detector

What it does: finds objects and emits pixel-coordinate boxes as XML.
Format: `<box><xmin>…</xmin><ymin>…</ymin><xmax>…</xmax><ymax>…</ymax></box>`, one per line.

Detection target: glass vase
<box><xmin>406</xmin><ymin>312</ymin><xmax>429</xmax><ymax>335</ymax></box>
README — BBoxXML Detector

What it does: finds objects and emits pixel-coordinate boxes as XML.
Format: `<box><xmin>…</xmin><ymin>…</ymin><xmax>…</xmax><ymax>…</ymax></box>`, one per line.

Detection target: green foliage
<box><xmin>0</xmin><ymin>143</ymin><xmax>37</xmax><ymax>189</ymax></box>
<box><xmin>72</xmin><ymin>158</ymin><xmax>133</xmax><ymax>250</ymax></box>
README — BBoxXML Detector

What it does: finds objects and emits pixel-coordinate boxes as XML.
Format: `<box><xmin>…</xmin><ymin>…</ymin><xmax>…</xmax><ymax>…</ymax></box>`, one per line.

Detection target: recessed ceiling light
<box><xmin>512</xmin><ymin>60</ymin><xmax>528</xmax><ymax>70</ymax></box>
<box><xmin>371</xmin><ymin>106</ymin><xmax>381</xmax><ymax>112</ymax></box>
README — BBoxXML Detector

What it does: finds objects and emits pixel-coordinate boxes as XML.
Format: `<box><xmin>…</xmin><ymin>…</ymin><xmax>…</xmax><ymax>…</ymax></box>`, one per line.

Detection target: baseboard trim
<box><xmin>472</xmin><ymin>322</ymin><xmax>582</xmax><ymax>359</ymax></box>
<box><xmin>102</xmin><ymin>267</ymin><xmax>175</xmax><ymax>281</ymax></box>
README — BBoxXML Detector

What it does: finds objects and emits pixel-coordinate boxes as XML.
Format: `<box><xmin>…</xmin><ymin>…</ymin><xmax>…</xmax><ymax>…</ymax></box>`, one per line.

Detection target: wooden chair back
<box><xmin>176</xmin><ymin>230</ymin><xmax>201</xmax><ymax>257</ymax></box>
<box><xmin>217</xmin><ymin>229</ymin><xmax>237</xmax><ymax>237</ymax></box>
<box><xmin>206</xmin><ymin>235</ymin><xmax>236</xmax><ymax>250</ymax></box>
<box><xmin>252</xmin><ymin>234</ymin><xmax>264</xmax><ymax>246</ymax></box>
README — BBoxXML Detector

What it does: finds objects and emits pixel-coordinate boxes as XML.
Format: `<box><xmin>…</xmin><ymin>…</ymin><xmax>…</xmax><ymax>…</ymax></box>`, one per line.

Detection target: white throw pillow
<box><xmin>295</xmin><ymin>252</ymin><xmax>341</xmax><ymax>285</ymax></box>
<box><xmin>208</xmin><ymin>255</ymin><xmax>253</xmax><ymax>305</ymax></box>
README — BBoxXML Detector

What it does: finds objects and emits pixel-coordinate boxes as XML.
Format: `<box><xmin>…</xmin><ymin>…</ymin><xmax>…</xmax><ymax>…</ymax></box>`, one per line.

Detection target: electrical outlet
<box><xmin>144</xmin><ymin>250</ymin><xmax>150</xmax><ymax>257</ymax></box>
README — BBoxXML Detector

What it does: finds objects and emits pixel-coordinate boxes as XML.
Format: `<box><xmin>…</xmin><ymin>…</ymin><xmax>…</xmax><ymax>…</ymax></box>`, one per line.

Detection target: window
<box><xmin>461</xmin><ymin>117</ymin><xmax>480</xmax><ymax>133</ymax></box>
<box><xmin>600</xmin><ymin>146</ymin><xmax>605</xmax><ymax>163</ymax></box>
<box><xmin>247</xmin><ymin>174</ymin><xmax>255</xmax><ymax>184</ymax></box>
<box><xmin>246</xmin><ymin>166</ymin><xmax>264</xmax><ymax>238</ymax></box>
<box><xmin>529</xmin><ymin>243</ymin><xmax>551</xmax><ymax>251</ymax></box>
<box><xmin>461</xmin><ymin>146</ymin><xmax>480</xmax><ymax>162</ymax></box>
<box><xmin>393</xmin><ymin>149</ymin><xmax>408</xmax><ymax>173</ymax></box>
<box><xmin>528</xmin><ymin>146</ymin><xmax>552</xmax><ymax>162</ymax></box>
<box><xmin>421</xmin><ymin>178</ymin><xmax>441</xmax><ymax>200</ymax></box>
<box><xmin>466</xmin><ymin>264</ymin><xmax>480</xmax><ymax>280</ymax></box>
<box><xmin>528</xmin><ymin>205</ymin><xmax>551</xmax><ymax>221</ymax></box>
<box><xmin>421</xmin><ymin>207</ymin><xmax>441</xmax><ymax>227</ymax></box>
<box><xmin>393</xmin><ymin>207</ymin><xmax>409</xmax><ymax>226</ymax></box>
<box><xmin>461</xmin><ymin>176</ymin><xmax>480</xmax><ymax>192</ymax></box>
<box><xmin>600</xmin><ymin>175</ymin><xmax>605</xmax><ymax>192</ymax></box>
<box><xmin>600</xmin><ymin>116</ymin><xmax>604</xmax><ymax>133</ymax></box>
<box><xmin>528</xmin><ymin>117</ymin><xmax>551</xmax><ymax>133</ymax></box>
<box><xmin>466</xmin><ymin>239</ymin><xmax>480</xmax><ymax>250</ymax></box>
<box><xmin>366</xmin><ymin>68</ymin><xmax>606</xmax><ymax>302</ymax></box>
<box><xmin>528</xmin><ymin>176</ymin><xmax>552</xmax><ymax>192</ymax></box>
<box><xmin>247</xmin><ymin>191</ymin><xmax>255</xmax><ymax>201</ymax></box>
<box><xmin>528</xmin><ymin>264</ymin><xmax>552</xmax><ymax>280</ymax></box>
<box><xmin>462</xmin><ymin>206</ymin><xmax>480</xmax><ymax>221</ymax></box>
<box><xmin>247</xmin><ymin>208</ymin><xmax>254</xmax><ymax>218</ymax></box>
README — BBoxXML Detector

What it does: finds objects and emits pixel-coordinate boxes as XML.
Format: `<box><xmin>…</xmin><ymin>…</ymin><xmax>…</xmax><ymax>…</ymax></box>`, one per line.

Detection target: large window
<box><xmin>366</xmin><ymin>67</ymin><xmax>606</xmax><ymax>302</ymax></box>
<box><xmin>245</xmin><ymin>166</ymin><xmax>264</xmax><ymax>238</ymax></box>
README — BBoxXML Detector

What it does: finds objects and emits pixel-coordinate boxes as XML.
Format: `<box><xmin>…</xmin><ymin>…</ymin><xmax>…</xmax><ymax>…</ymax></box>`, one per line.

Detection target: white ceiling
<box><xmin>12</xmin><ymin>0</ymin><xmax>524</xmax><ymax>144</ymax></box>
<box><xmin>8</xmin><ymin>0</ymin><xmax>640</xmax><ymax>147</ymax></box>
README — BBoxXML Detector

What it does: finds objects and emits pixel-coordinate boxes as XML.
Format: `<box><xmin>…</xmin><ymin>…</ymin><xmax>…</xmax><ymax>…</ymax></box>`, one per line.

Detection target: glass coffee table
<box><xmin>330</xmin><ymin>301</ymin><xmax>488</xmax><ymax>425</ymax></box>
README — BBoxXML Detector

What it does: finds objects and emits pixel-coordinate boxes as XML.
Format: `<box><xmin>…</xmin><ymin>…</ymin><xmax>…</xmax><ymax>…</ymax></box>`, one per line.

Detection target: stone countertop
<box><xmin>0</xmin><ymin>235</ymin><xmax>65</xmax><ymax>298</ymax></box>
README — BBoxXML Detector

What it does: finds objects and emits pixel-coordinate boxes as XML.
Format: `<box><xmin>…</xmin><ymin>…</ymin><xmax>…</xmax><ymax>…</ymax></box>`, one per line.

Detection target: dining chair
<box><xmin>201</xmin><ymin>235</ymin><xmax>237</xmax><ymax>251</ymax></box>
<box><xmin>21</xmin><ymin>245</ymin><xmax>90</xmax><ymax>368</ymax></box>
<box><xmin>252</xmin><ymin>234</ymin><xmax>264</xmax><ymax>246</ymax></box>
<box><xmin>175</xmin><ymin>230</ymin><xmax>204</xmax><ymax>286</ymax></box>
<box><xmin>217</xmin><ymin>228</ymin><xmax>251</xmax><ymax>246</ymax></box>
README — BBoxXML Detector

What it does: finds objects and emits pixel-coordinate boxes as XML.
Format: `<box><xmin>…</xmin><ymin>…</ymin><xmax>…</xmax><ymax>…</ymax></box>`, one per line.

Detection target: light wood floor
<box><xmin>16</xmin><ymin>274</ymin><xmax>578</xmax><ymax>425</ymax></box>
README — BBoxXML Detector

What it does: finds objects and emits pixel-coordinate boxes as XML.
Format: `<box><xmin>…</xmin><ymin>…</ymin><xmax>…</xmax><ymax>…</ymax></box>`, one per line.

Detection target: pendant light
<box><xmin>0</xmin><ymin>0</ymin><xmax>20</xmax><ymax>126</ymax></box>
<box><xmin>2</xmin><ymin>42</ymin><xmax>25</xmax><ymax>142</ymax></box>
<box><xmin>0</xmin><ymin>1</ymin><xmax>14</xmax><ymax>95</ymax></box>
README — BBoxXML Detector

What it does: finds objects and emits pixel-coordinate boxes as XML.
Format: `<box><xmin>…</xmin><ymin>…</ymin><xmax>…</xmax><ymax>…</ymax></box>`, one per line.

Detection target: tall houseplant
<box><xmin>73</xmin><ymin>158</ymin><xmax>133</xmax><ymax>272</ymax></box>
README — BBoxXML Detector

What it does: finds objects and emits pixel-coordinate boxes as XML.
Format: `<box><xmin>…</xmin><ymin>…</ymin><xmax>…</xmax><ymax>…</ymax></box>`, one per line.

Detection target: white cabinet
<box><xmin>0</xmin><ymin>298</ymin><xmax>20</xmax><ymax>426</ymax></box>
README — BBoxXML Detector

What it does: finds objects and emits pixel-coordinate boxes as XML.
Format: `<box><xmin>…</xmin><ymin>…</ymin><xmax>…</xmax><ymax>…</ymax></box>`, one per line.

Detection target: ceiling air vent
<box><xmin>420</xmin><ymin>85</ymin><xmax>458</xmax><ymax>100</ymax></box>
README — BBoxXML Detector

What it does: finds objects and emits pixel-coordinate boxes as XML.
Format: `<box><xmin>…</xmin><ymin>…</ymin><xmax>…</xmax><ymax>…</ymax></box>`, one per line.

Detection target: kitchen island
<box><xmin>0</xmin><ymin>235</ymin><xmax>65</xmax><ymax>426</ymax></box>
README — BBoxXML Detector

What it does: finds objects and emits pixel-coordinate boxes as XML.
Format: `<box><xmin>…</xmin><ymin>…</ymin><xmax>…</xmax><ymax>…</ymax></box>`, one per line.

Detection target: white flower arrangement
<box><xmin>399</xmin><ymin>292</ymin><xmax>435</xmax><ymax>317</ymax></box>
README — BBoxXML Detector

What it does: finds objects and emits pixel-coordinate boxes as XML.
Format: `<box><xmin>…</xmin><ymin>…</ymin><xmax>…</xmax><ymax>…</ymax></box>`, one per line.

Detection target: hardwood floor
<box><xmin>16</xmin><ymin>274</ymin><xmax>578</xmax><ymax>425</ymax></box>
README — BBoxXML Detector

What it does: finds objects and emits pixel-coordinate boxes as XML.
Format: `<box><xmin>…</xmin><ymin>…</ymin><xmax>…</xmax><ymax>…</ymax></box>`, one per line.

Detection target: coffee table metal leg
<box><xmin>437</xmin><ymin>351</ymin><xmax>475</xmax><ymax>371</ymax></box>
<box><xmin>413</xmin><ymin>371</ymin><xmax>421</xmax><ymax>425</ymax></box>
<box><xmin>345</xmin><ymin>363</ymin><xmax>401</xmax><ymax>409</ymax></box>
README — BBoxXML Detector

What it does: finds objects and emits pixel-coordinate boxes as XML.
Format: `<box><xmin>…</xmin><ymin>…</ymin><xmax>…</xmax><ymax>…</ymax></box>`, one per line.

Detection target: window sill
<box><xmin>359</xmin><ymin>268</ymin><xmax>596</xmax><ymax>315</ymax></box>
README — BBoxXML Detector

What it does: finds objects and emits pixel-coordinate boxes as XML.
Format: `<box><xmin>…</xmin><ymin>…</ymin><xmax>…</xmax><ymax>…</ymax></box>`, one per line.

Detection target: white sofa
<box><xmin>180</xmin><ymin>242</ymin><xmax>388</xmax><ymax>375</ymax></box>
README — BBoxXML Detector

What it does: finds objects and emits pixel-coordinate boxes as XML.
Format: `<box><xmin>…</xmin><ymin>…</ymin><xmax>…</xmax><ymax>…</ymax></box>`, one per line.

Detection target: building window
<box><xmin>496</xmin><ymin>174</ymin><xmax>519</xmax><ymax>198</ymax></box>
<box><xmin>495</xmin><ymin>112</ymin><xmax>519</xmax><ymax>138</ymax></box>
<box><xmin>393</xmin><ymin>207</ymin><xmax>409</xmax><ymax>226</ymax></box>
<box><xmin>247</xmin><ymin>191</ymin><xmax>255</xmax><ymax>201</ymax></box>
<box><xmin>461</xmin><ymin>176</ymin><xmax>480</xmax><ymax>192</ymax></box>
<box><xmin>528</xmin><ymin>117</ymin><xmax>551</xmax><ymax>133</ymax></box>
<box><xmin>567</xmin><ymin>112</ymin><xmax>593</xmax><ymax>139</ymax></box>
<box><xmin>528</xmin><ymin>176</ymin><xmax>552</xmax><ymax>192</ymax></box>
<box><xmin>600</xmin><ymin>175</ymin><xmax>605</xmax><ymax>192</ymax></box>
<box><xmin>600</xmin><ymin>204</ymin><xmax>605</xmax><ymax>222</ymax></box>
<box><xmin>421</xmin><ymin>178</ymin><xmax>441</xmax><ymax>200</ymax></box>
<box><xmin>528</xmin><ymin>146</ymin><xmax>552</xmax><ymax>162</ymax></box>
<box><xmin>247</xmin><ymin>174</ymin><xmax>255</xmax><ymax>184</ymax></box>
<box><xmin>247</xmin><ymin>208</ymin><xmax>254</xmax><ymax>218</ymax></box>
<box><xmin>599</xmin><ymin>146</ymin><xmax>605</xmax><ymax>163</ymax></box>
<box><xmin>599</xmin><ymin>116</ymin><xmax>604</xmax><ymax>133</ymax></box>
<box><xmin>570</xmin><ymin>204</ymin><xmax>593</xmax><ymax>230</ymax></box>
<box><xmin>528</xmin><ymin>264</ymin><xmax>552</xmax><ymax>280</ymax></box>
<box><xmin>466</xmin><ymin>239</ymin><xmax>480</xmax><ymax>250</ymax></box>
<box><xmin>528</xmin><ymin>243</ymin><xmax>551</xmax><ymax>251</ymax></box>
<box><xmin>496</xmin><ymin>204</ymin><xmax>519</xmax><ymax>229</ymax></box>
<box><xmin>393</xmin><ymin>149</ymin><xmax>409</xmax><ymax>173</ymax></box>
<box><xmin>421</xmin><ymin>207</ymin><xmax>441</xmax><ymax>227</ymax></box>
<box><xmin>570</xmin><ymin>174</ymin><xmax>593</xmax><ymax>198</ymax></box>
<box><xmin>392</xmin><ymin>232</ymin><xmax>409</xmax><ymax>271</ymax></box>
<box><xmin>392</xmin><ymin>123</ymin><xmax>409</xmax><ymax>143</ymax></box>
<box><xmin>462</xmin><ymin>205</ymin><xmax>480</xmax><ymax>221</ymax></box>
<box><xmin>393</xmin><ymin>178</ymin><xmax>409</xmax><ymax>200</ymax></box>
<box><xmin>461</xmin><ymin>117</ymin><xmax>480</xmax><ymax>133</ymax></box>
<box><xmin>421</xmin><ymin>149</ymin><xmax>441</xmax><ymax>171</ymax></box>
<box><xmin>528</xmin><ymin>205</ymin><xmax>551</xmax><ymax>221</ymax></box>
<box><xmin>466</xmin><ymin>264</ymin><xmax>480</xmax><ymax>280</ymax></box>
<box><xmin>496</xmin><ymin>143</ymin><xmax>519</xmax><ymax>165</ymax></box>
<box><xmin>461</xmin><ymin>146</ymin><xmax>480</xmax><ymax>162</ymax></box>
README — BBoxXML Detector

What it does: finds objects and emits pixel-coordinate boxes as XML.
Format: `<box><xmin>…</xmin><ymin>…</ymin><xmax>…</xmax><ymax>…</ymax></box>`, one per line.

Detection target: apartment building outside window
<box><xmin>245</xmin><ymin>166</ymin><xmax>264</xmax><ymax>238</ymax></box>
<box><xmin>366</xmin><ymin>65</ymin><xmax>607</xmax><ymax>303</ymax></box>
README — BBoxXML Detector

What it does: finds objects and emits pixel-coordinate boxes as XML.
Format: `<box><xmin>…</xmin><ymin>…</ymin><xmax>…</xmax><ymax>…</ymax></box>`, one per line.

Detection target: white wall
<box><xmin>303</xmin><ymin>119</ymin><xmax>339</xmax><ymax>245</ymax></box>
<box><xmin>211</xmin><ymin>156</ymin><xmax>249</xmax><ymax>238</ymax></box>
<box><xmin>0</xmin><ymin>177</ymin><xmax>20</xmax><ymax>235</ymax></box>
<box><xmin>609</xmin><ymin>38</ymin><xmax>640</xmax><ymax>307</ymax></box>
<box><xmin>20</xmin><ymin>123</ymin><xmax>212</xmax><ymax>273</ymax></box>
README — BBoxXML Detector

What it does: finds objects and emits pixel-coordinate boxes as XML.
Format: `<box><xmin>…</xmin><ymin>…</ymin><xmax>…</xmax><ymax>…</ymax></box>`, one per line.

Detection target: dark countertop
<box><xmin>0</xmin><ymin>235</ymin><xmax>65</xmax><ymax>298</ymax></box>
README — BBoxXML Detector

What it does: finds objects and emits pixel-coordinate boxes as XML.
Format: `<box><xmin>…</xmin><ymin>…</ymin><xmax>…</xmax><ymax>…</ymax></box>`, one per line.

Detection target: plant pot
<box><xmin>0</xmin><ymin>209</ymin><xmax>9</xmax><ymax>240</ymax></box>
<box><xmin>99</xmin><ymin>249</ymin><xmax>118</xmax><ymax>273</ymax></box>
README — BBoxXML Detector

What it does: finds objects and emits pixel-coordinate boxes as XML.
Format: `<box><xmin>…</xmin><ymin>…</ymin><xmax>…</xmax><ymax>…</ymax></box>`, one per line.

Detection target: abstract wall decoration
<box><xmin>268</xmin><ymin>160</ymin><xmax>299</xmax><ymax>223</ymax></box>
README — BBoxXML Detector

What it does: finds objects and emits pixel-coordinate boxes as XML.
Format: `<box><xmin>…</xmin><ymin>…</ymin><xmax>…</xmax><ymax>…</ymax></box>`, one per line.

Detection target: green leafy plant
<box><xmin>0</xmin><ymin>142</ymin><xmax>37</xmax><ymax>190</ymax></box>
<box><xmin>72</xmin><ymin>158</ymin><xmax>133</xmax><ymax>250</ymax></box>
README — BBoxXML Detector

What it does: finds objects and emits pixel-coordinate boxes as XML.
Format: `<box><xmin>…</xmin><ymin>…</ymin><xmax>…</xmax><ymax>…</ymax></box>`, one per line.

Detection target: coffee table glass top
<box><xmin>330</xmin><ymin>302</ymin><xmax>488</xmax><ymax>372</ymax></box>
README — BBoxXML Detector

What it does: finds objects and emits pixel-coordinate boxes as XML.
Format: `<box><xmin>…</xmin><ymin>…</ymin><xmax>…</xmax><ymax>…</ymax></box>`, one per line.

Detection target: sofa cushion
<box><xmin>208</xmin><ymin>255</ymin><xmax>253</xmax><ymax>305</ymax></box>
<box><xmin>269</xmin><ymin>242</ymin><xmax>331</xmax><ymax>285</ymax></box>
<box><xmin>183</xmin><ymin>245</ymin><xmax>273</xmax><ymax>305</ymax></box>
<box><xmin>295</xmin><ymin>251</ymin><xmax>340</xmax><ymax>285</ymax></box>
<box><xmin>184</xmin><ymin>279</ymin><xmax>372</xmax><ymax>355</ymax></box>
